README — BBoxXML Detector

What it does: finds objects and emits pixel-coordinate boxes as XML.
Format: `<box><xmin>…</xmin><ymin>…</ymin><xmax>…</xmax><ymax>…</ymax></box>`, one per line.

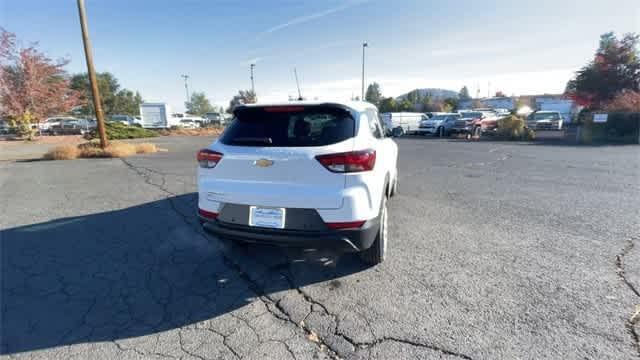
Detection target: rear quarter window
<box><xmin>220</xmin><ymin>106</ymin><xmax>355</xmax><ymax>147</ymax></box>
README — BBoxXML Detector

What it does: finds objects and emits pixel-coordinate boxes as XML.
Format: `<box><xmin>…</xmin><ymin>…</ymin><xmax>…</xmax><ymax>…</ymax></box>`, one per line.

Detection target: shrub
<box><xmin>8</xmin><ymin>111</ymin><xmax>38</xmax><ymax>140</ymax></box>
<box><xmin>603</xmin><ymin>90</ymin><xmax>640</xmax><ymax>112</ymax></box>
<box><xmin>135</xmin><ymin>143</ymin><xmax>158</xmax><ymax>154</ymax></box>
<box><xmin>44</xmin><ymin>145</ymin><xmax>79</xmax><ymax>160</ymax></box>
<box><xmin>497</xmin><ymin>115</ymin><xmax>525</xmax><ymax>140</ymax></box>
<box><xmin>87</xmin><ymin>122</ymin><xmax>158</xmax><ymax>140</ymax></box>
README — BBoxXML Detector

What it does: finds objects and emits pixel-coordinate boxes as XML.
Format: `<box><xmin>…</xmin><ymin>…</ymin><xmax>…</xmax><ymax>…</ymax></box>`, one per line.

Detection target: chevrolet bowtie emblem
<box><xmin>254</xmin><ymin>159</ymin><xmax>274</xmax><ymax>167</ymax></box>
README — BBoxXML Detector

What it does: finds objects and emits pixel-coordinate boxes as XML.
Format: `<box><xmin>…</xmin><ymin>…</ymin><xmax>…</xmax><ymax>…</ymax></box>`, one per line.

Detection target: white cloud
<box><xmin>259</xmin><ymin>0</ymin><xmax>369</xmax><ymax>37</ymax></box>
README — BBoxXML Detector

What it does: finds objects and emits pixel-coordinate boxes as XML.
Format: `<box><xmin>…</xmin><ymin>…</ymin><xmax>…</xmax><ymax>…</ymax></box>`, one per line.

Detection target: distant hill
<box><xmin>396</xmin><ymin>88</ymin><xmax>458</xmax><ymax>100</ymax></box>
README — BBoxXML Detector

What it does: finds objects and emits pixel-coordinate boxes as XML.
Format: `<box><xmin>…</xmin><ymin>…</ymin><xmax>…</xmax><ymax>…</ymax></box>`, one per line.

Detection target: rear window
<box><xmin>220</xmin><ymin>106</ymin><xmax>354</xmax><ymax>147</ymax></box>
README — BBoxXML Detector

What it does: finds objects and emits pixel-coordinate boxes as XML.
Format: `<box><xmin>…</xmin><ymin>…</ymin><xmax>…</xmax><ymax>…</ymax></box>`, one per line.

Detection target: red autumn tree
<box><xmin>603</xmin><ymin>90</ymin><xmax>640</xmax><ymax>112</ymax></box>
<box><xmin>0</xmin><ymin>28</ymin><xmax>81</xmax><ymax>124</ymax></box>
<box><xmin>565</xmin><ymin>32</ymin><xmax>640</xmax><ymax>109</ymax></box>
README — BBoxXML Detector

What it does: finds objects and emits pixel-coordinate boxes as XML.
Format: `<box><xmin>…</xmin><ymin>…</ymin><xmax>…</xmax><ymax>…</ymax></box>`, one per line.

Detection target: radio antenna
<box><xmin>294</xmin><ymin>68</ymin><xmax>303</xmax><ymax>100</ymax></box>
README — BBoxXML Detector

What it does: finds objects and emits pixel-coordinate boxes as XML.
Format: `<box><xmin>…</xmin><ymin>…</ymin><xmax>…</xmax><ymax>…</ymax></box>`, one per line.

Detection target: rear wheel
<box><xmin>360</xmin><ymin>196</ymin><xmax>388</xmax><ymax>265</ymax></box>
<box><xmin>392</xmin><ymin>127</ymin><xmax>404</xmax><ymax>137</ymax></box>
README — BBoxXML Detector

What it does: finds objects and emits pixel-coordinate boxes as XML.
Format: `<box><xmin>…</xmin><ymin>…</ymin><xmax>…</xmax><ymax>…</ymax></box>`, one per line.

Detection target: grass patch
<box><xmin>88</xmin><ymin>122</ymin><xmax>159</xmax><ymax>140</ymax></box>
<box><xmin>44</xmin><ymin>145</ymin><xmax>79</xmax><ymax>160</ymax></box>
<box><xmin>46</xmin><ymin>141</ymin><xmax>158</xmax><ymax>160</ymax></box>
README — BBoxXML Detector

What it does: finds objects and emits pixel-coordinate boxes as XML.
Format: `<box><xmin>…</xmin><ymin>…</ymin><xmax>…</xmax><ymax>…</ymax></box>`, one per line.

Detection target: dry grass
<box><xmin>104</xmin><ymin>142</ymin><xmax>136</xmax><ymax>158</ymax></box>
<box><xmin>44</xmin><ymin>145</ymin><xmax>79</xmax><ymax>160</ymax></box>
<box><xmin>158</xmin><ymin>127</ymin><xmax>223</xmax><ymax>137</ymax></box>
<box><xmin>45</xmin><ymin>141</ymin><xmax>158</xmax><ymax>160</ymax></box>
<box><xmin>135</xmin><ymin>142</ymin><xmax>157</xmax><ymax>154</ymax></box>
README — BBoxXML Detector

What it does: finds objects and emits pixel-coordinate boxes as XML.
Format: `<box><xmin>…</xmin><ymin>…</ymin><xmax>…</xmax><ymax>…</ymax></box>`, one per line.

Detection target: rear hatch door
<box><xmin>201</xmin><ymin>105</ymin><xmax>355</xmax><ymax>209</ymax></box>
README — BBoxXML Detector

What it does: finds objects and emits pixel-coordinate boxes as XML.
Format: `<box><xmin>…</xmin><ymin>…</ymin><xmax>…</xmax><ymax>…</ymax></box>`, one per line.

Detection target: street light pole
<box><xmin>181</xmin><ymin>74</ymin><xmax>190</xmax><ymax>105</ymax></box>
<box><xmin>250</xmin><ymin>63</ymin><xmax>255</xmax><ymax>95</ymax></box>
<box><xmin>361</xmin><ymin>41</ymin><xmax>368</xmax><ymax>101</ymax></box>
<box><xmin>77</xmin><ymin>0</ymin><xmax>107</xmax><ymax>148</ymax></box>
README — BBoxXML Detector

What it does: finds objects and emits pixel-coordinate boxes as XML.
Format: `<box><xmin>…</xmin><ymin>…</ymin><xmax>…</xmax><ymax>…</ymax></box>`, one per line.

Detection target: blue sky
<box><xmin>2</xmin><ymin>0</ymin><xmax>639</xmax><ymax>111</ymax></box>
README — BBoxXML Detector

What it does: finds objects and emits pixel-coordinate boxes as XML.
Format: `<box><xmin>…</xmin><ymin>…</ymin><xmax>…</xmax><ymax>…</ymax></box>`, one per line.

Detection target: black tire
<box><xmin>360</xmin><ymin>195</ymin><xmax>388</xmax><ymax>265</ymax></box>
<box><xmin>392</xmin><ymin>127</ymin><xmax>404</xmax><ymax>137</ymax></box>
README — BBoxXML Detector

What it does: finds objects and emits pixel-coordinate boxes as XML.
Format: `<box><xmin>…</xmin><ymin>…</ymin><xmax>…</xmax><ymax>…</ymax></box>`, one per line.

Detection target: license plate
<box><xmin>249</xmin><ymin>206</ymin><xmax>285</xmax><ymax>229</ymax></box>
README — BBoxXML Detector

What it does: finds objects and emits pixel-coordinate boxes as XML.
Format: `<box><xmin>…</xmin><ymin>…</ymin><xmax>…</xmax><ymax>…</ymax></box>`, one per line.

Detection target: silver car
<box><xmin>527</xmin><ymin>111</ymin><xmax>563</xmax><ymax>130</ymax></box>
<box><xmin>416</xmin><ymin>113</ymin><xmax>461</xmax><ymax>137</ymax></box>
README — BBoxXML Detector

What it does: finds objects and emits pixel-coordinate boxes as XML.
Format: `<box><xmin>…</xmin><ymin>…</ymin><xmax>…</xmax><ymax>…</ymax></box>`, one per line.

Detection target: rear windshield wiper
<box><xmin>231</xmin><ymin>137</ymin><xmax>273</xmax><ymax>145</ymax></box>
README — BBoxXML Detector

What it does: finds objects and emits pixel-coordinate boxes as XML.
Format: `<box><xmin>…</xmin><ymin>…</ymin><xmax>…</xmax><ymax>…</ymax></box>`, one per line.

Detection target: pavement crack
<box><xmin>615</xmin><ymin>238</ymin><xmax>640</xmax><ymax>356</ymax></box>
<box><xmin>367</xmin><ymin>337</ymin><xmax>474</xmax><ymax>359</ymax></box>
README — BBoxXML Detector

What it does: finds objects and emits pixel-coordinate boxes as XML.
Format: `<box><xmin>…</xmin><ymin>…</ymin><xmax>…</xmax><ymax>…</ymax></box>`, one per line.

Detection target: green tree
<box><xmin>365</xmin><ymin>82</ymin><xmax>382</xmax><ymax>105</ymax></box>
<box><xmin>406</xmin><ymin>89</ymin><xmax>422</xmax><ymax>105</ymax></box>
<box><xmin>186</xmin><ymin>91</ymin><xmax>214</xmax><ymax>116</ymax></box>
<box><xmin>399</xmin><ymin>99</ymin><xmax>414</xmax><ymax>111</ymax></box>
<box><xmin>112</xmin><ymin>89</ymin><xmax>142</xmax><ymax>115</ymax></box>
<box><xmin>420</xmin><ymin>93</ymin><xmax>433</xmax><ymax>111</ymax></box>
<box><xmin>443</xmin><ymin>97</ymin><xmax>458</xmax><ymax>112</ymax></box>
<box><xmin>70</xmin><ymin>72</ymin><xmax>119</xmax><ymax>115</ymax></box>
<box><xmin>378</xmin><ymin>97</ymin><xmax>397</xmax><ymax>113</ymax></box>
<box><xmin>458</xmin><ymin>86</ymin><xmax>471</xmax><ymax>101</ymax></box>
<box><xmin>228</xmin><ymin>89</ymin><xmax>257</xmax><ymax>111</ymax></box>
<box><xmin>566</xmin><ymin>32</ymin><xmax>640</xmax><ymax>108</ymax></box>
<box><xmin>70</xmin><ymin>72</ymin><xmax>143</xmax><ymax>116</ymax></box>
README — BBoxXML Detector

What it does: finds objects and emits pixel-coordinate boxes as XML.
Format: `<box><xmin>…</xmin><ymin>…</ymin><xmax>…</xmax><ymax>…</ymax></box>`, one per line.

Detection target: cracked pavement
<box><xmin>1</xmin><ymin>136</ymin><xmax>639</xmax><ymax>359</ymax></box>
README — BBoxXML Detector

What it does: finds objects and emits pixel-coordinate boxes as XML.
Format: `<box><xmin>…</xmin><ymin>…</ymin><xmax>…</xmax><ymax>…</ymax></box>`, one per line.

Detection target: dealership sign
<box><xmin>593</xmin><ymin>113</ymin><xmax>608</xmax><ymax>123</ymax></box>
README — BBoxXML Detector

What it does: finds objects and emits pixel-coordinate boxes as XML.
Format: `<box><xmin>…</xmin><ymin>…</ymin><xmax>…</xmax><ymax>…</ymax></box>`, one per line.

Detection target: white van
<box><xmin>381</xmin><ymin>112</ymin><xmax>427</xmax><ymax>136</ymax></box>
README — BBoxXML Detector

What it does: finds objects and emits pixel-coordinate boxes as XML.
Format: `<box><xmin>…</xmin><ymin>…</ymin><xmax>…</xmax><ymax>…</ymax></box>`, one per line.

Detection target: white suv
<box><xmin>197</xmin><ymin>101</ymin><xmax>398</xmax><ymax>264</ymax></box>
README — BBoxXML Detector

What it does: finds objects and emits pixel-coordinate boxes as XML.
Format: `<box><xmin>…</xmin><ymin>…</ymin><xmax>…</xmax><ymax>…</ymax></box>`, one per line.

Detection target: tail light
<box><xmin>197</xmin><ymin>149</ymin><xmax>223</xmax><ymax>168</ymax></box>
<box><xmin>326</xmin><ymin>220</ymin><xmax>366</xmax><ymax>230</ymax></box>
<box><xmin>198</xmin><ymin>208</ymin><xmax>218</xmax><ymax>219</ymax></box>
<box><xmin>315</xmin><ymin>150</ymin><xmax>376</xmax><ymax>173</ymax></box>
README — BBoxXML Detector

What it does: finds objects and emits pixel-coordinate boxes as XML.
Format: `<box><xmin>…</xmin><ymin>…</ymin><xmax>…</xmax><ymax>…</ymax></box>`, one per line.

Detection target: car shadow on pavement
<box><xmin>1</xmin><ymin>193</ymin><xmax>369</xmax><ymax>355</ymax></box>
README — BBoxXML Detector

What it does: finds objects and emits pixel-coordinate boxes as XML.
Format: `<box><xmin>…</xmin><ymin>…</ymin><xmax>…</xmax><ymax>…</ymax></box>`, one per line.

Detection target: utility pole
<box><xmin>77</xmin><ymin>0</ymin><xmax>107</xmax><ymax>148</ymax></box>
<box><xmin>361</xmin><ymin>41</ymin><xmax>368</xmax><ymax>101</ymax></box>
<box><xmin>250</xmin><ymin>63</ymin><xmax>255</xmax><ymax>95</ymax></box>
<box><xmin>181</xmin><ymin>74</ymin><xmax>190</xmax><ymax>105</ymax></box>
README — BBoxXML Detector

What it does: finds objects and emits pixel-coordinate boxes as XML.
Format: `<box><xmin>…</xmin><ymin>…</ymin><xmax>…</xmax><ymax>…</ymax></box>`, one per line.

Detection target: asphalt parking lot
<box><xmin>1</xmin><ymin>136</ymin><xmax>639</xmax><ymax>359</ymax></box>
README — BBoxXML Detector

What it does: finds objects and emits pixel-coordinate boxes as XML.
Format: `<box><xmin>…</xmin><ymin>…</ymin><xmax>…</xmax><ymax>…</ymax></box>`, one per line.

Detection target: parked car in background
<box><xmin>451</xmin><ymin>111</ymin><xmax>483</xmax><ymax>138</ymax></box>
<box><xmin>178</xmin><ymin>119</ymin><xmax>199</xmax><ymax>129</ymax></box>
<box><xmin>204</xmin><ymin>112</ymin><xmax>225</xmax><ymax>126</ymax></box>
<box><xmin>424</xmin><ymin>112</ymin><xmax>446</xmax><ymax>119</ymax></box>
<box><xmin>416</xmin><ymin>113</ymin><xmax>461</xmax><ymax>137</ymax></box>
<box><xmin>0</xmin><ymin>119</ymin><xmax>12</xmax><ymax>135</ymax></box>
<box><xmin>381</xmin><ymin>112</ymin><xmax>427</xmax><ymax>136</ymax></box>
<box><xmin>494</xmin><ymin>108</ymin><xmax>511</xmax><ymax>117</ymax></box>
<box><xmin>527</xmin><ymin>111</ymin><xmax>563</xmax><ymax>130</ymax></box>
<box><xmin>49</xmin><ymin>118</ymin><xmax>95</xmax><ymax>135</ymax></box>
<box><xmin>197</xmin><ymin>101</ymin><xmax>398</xmax><ymax>265</ymax></box>
<box><xmin>472</xmin><ymin>109</ymin><xmax>500</xmax><ymax>135</ymax></box>
<box><xmin>40</xmin><ymin>117</ymin><xmax>64</xmax><ymax>132</ymax></box>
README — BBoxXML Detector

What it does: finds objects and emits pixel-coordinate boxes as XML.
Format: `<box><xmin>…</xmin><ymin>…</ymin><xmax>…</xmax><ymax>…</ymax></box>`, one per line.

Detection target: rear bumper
<box><xmin>200</xmin><ymin>213</ymin><xmax>379</xmax><ymax>252</ymax></box>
